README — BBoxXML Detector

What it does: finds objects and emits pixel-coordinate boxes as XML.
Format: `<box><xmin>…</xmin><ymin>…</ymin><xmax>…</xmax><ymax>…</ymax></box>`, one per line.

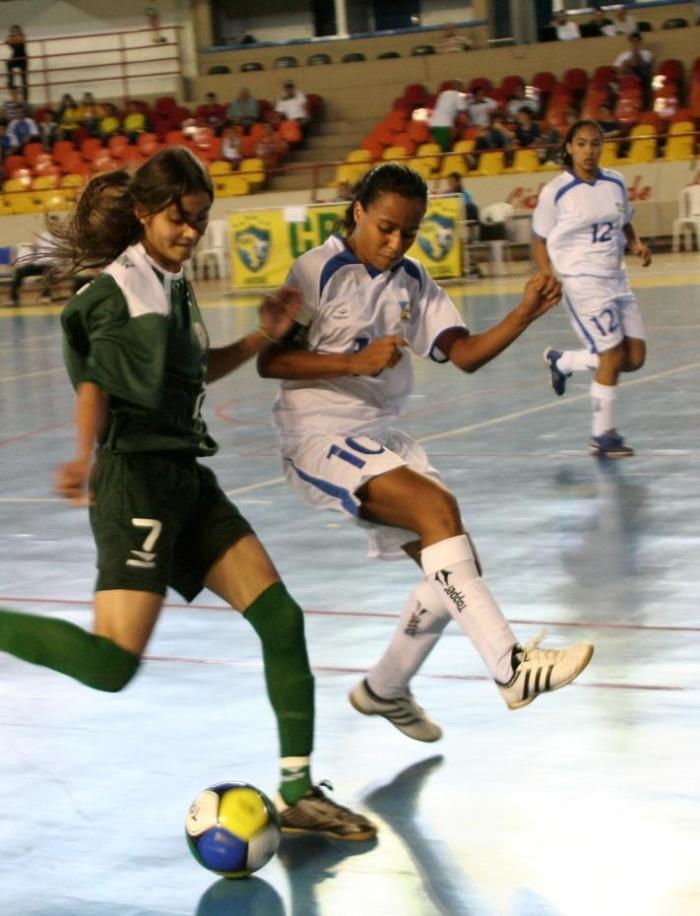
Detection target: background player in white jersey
<box><xmin>532</xmin><ymin>120</ymin><xmax>651</xmax><ymax>457</ymax></box>
<box><xmin>258</xmin><ymin>164</ymin><xmax>593</xmax><ymax>740</ymax></box>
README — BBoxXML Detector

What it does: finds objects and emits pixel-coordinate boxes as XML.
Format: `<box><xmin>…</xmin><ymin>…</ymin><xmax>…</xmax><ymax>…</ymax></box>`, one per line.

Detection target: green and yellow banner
<box><xmin>230</xmin><ymin>197</ymin><xmax>462</xmax><ymax>288</ymax></box>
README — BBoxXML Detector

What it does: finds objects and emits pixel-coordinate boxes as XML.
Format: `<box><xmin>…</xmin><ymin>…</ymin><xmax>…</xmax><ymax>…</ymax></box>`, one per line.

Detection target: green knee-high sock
<box><xmin>0</xmin><ymin>607</ymin><xmax>140</xmax><ymax>692</ymax></box>
<box><xmin>244</xmin><ymin>583</ymin><xmax>315</xmax><ymax>802</ymax></box>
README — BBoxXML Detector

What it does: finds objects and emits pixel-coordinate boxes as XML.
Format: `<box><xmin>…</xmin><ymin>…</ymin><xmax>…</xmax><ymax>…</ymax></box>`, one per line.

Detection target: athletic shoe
<box><xmin>275</xmin><ymin>781</ymin><xmax>377</xmax><ymax>841</ymax></box>
<box><xmin>349</xmin><ymin>678</ymin><xmax>442</xmax><ymax>742</ymax></box>
<box><xmin>497</xmin><ymin>633</ymin><xmax>594</xmax><ymax>710</ymax></box>
<box><xmin>543</xmin><ymin>347</ymin><xmax>569</xmax><ymax>396</ymax></box>
<box><xmin>590</xmin><ymin>429</ymin><xmax>635</xmax><ymax>458</ymax></box>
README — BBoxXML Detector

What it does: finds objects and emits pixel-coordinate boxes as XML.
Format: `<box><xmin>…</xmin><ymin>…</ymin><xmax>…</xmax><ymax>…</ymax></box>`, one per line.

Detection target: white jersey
<box><xmin>272</xmin><ymin>235</ymin><xmax>467</xmax><ymax>445</ymax></box>
<box><xmin>532</xmin><ymin>168</ymin><xmax>633</xmax><ymax>279</ymax></box>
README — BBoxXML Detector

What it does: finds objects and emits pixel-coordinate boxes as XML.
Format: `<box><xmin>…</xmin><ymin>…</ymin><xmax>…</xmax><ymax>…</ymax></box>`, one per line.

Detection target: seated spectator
<box><xmin>35</xmin><ymin>105</ymin><xmax>58</xmax><ymax>148</ymax></box>
<box><xmin>0</xmin><ymin>120</ymin><xmax>18</xmax><ymax>170</ymax></box>
<box><xmin>226</xmin><ymin>88</ymin><xmax>259</xmax><ymax>133</ymax></box>
<box><xmin>467</xmin><ymin>86</ymin><xmax>498</xmax><ymax>127</ymax></box>
<box><xmin>7</xmin><ymin>106</ymin><xmax>39</xmax><ymax>150</ymax></box>
<box><xmin>274</xmin><ymin>80</ymin><xmax>309</xmax><ymax>130</ymax></box>
<box><xmin>255</xmin><ymin>122</ymin><xmax>287</xmax><ymax>169</ymax></box>
<box><xmin>473</xmin><ymin>114</ymin><xmax>515</xmax><ymax>166</ymax></box>
<box><xmin>615</xmin><ymin>33</ymin><xmax>653</xmax><ymax>106</ymax></box>
<box><xmin>77</xmin><ymin>92</ymin><xmax>104</xmax><ymax>137</ymax></box>
<box><xmin>597</xmin><ymin>104</ymin><xmax>623</xmax><ymax>139</ymax></box>
<box><xmin>553</xmin><ymin>12</ymin><xmax>581</xmax><ymax>41</ymax></box>
<box><xmin>514</xmin><ymin>107</ymin><xmax>541</xmax><ymax>148</ymax></box>
<box><xmin>506</xmin><ymin>84</ymin><xmax>539</xmax><ymax>118</ymax></box>
<box><xmin>615</xmin><ymin>8</ymin><xmax>638</xmax><ymax>36</ymax></box>
<box><xmin>197</xmin><ymin>91</ymin><xmax>226</xmax><ymax>134</ymax></box>
<box><xmin>334</xmin><ymin>180</ymin><xmax>353</xmax><ymax>201</ymax></box>
<box><xmin>122</xmin><ymin>99</ymin><xmax>148</xmax><ymax>142</ymax></box>
<box><xmin>437</xmin><ymin>24</ymin><xmax>473</xmax><ymax>53</ymax></box>
<box><xmin>429</xmin><ymin>79</ymin><xmax>468</xmax><ymax>152</ymax></box>
<box><xmin>56</xmin><ymin>93</ymin><xmax>81</xmax><ymax>140</ymax></box>
<box><xmin>98</xmin><ymin>102</ymin><xmax>121</xmax><ymax>141</ymax></box>
<box><xmin>221</xmin><ymin>125</ymin><xmax>242</xmax><ymax>169</ymax></box>
<box><xmin>443</xmin><ymin>172</ymin><xmax>481</xmax><ymax>277</ymax></box>
<box><xmin>589</xmin><ymin>9</ymin><xmax>616</xmax><ymax>37</ymax></box>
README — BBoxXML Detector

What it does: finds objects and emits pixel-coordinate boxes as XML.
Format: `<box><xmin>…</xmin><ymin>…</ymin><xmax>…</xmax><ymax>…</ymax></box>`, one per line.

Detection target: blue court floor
<box><xmin>1</xmin><ymin>254</ymin><xmax>699</xmax><ymax>916</ymax></box>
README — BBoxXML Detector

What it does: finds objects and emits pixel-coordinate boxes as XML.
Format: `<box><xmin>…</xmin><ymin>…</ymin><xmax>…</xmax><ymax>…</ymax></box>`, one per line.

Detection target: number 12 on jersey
<box><xmin>591</xmin><ymin>222</ymin><xmax>613</xmax><ymax>243</ymax></box>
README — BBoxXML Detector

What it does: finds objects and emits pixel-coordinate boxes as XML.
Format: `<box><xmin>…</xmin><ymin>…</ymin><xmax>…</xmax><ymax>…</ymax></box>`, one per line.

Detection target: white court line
<box><xmin>4</xmin><ymin>359</ymin><xmax>700</xmax><ymax>504</ymax></box>
<box><xmin>0</xmin><ymin>367</ymin><xmax>64</xmax><ymax>383</ymax></box>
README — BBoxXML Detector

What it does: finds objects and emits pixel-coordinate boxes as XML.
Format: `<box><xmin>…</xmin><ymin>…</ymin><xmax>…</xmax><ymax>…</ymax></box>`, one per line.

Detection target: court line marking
<box><xmin>1</xmin><ymin>595</ymin><xmax>697</xmax><ymax>634</ymax></box>
<box><xmin>0</xmin><ymin>367</ymin><xmax>64</xmax><ymax>383</ymax></box>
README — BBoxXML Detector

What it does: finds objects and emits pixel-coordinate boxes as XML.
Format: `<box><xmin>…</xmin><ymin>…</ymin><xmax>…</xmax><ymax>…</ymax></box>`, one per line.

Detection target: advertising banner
<box><xmin>230</xmin><ymin>197</ymin><xmax>463</xmax><ymax>288</ymax></box>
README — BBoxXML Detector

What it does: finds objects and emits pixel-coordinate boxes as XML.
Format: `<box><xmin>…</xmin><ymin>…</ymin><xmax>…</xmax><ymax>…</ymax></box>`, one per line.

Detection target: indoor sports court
<box><xmin>1</xmin><ymin>254</ymin><xmax>699</xmax><ymax>916</ymax></box>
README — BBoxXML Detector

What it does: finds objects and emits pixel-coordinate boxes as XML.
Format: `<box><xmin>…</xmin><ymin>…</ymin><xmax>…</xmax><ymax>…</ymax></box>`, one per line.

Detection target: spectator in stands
<box><xmin>77</xmin><ymin>92</ymin><xmax>104</xmax><ymax>137</ymax></box>
<box><xmin>466</xmin><ymin>86</ymin><xmax>498</xmax><ymax>128</ymax></box>
<box><xmin>615</xmin><ymin>8</ymin><xmax>638</xmax><ymax>36</ymax></box>
<box><xmin>514</xmin><ymin>107</ymin><xmax>542</xmax><ymax>149</ymax></box>
<box><xmin>444</xmin><ymin>171</ymin><xmax>482</xmax><ymax>278</ymax></box>
<box><xmin>99</xmin><ymin>102</ymin><xmax>121</xmax><ymax>141</ymax></box>
<box><xmin>614</xmin><ymin>33</ymin><xmax>653</xmax><ymax>107</ymax></box>
<box><xmin>7</xmin><ymin>106</ymin><xmax>39</xmax><ymax>151</ymax></box>
<box><xmin>2</xmin><ymin>88</ymin><xmax>26</xmax><ymax>122</ymax></box>
<box><xmin>334</xmin><ymin>180</ymin><xmax>353</xmax><ymax>201</ymax></box>
<box><xmin>35</xmin><ymin>105</ymin><xmax>58</xmax><ymax>148</ymax></box>
<box><xmin>122</xmin><ymin>100</ymin><xmax>148</xmax><ymax>143</ymax></box>
<box><xmin>0</xmin><ymin>121</ymin><xmax>17</xmax><ymax>171</ymax></box>
<box><xmin>589</xmin><ymin>9</ymin><xmax>616</xmax><ymax>37</ymax></box>
<box><xmin>506</xmin><ymin>84</ymin><xmax>539</xmax><ymax>118</ymax></box>
<box><xmin>5</xmin><ymin>25</ymin><xmax>28</xmax><ymax>100</ymax></box>
<box><xmin>597</xmin><ymin>103</ymin><xmax>623</xmax><ymax>139</ymax></box>
<box><xmin>226</xmin><ymin>88</ymin><xmax>259</xmax><ymax>133</ymax></box>
<box><xmin>274</xmin><ymin>80</ymin><xmax>309</xmax><ymax>130</ymax></box>
<box><xmin>429</xmin><ymin>79</ymin><xmax>468</xmax><ymax>152</ymax></box>
<box><xmin>255</xmin><ymin>121</ymin><xmax>287</xmax><ymax>169</ymax></box>
<box><xmin>221</xmin><ymin>125</ymin><xmax>242</xmax><ymax>169</ymax></box>
<box><xmin>197</xmin><ymin>91</ymin><xmax>226</xmax><ymax>134</ymax></box>
<box><xmin>473</xmin><ymin>113</ymin><xmax>515</xmax><ymax>166</ymax></box>
<box><xmin>10</xmin><ymin>218</ymin><xmax>61</xmax><ymax>305</ymax></box>
<box><xmin>553</xmin><ymin>12</ymin><xmax>581</xmax><ymax>41</ymax></box>
<box><xmin>437</xmin><ymin>24</ymin><xmax>473</xmax><ymax>53</ymax></box>
<box><xmin>56</xmin><ymin>93</ymin><xmax>81</xmax><ymax>140</ymax></box>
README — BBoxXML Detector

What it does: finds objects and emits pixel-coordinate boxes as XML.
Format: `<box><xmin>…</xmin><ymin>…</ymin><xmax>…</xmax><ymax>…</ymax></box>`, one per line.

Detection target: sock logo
<box><xmin>435</xmin><ymin>571</ymin><xmax>466</xmax><ymax>613</ymax></box>
<box><xmin>434</xmin><ymin>569</ymin><xmax>451</xmax><ymax>587</ymax></box>
<box><xmin>404</xmin><ymin>605</ymin><xmax>429</xmax><ymax>636</ymax></box>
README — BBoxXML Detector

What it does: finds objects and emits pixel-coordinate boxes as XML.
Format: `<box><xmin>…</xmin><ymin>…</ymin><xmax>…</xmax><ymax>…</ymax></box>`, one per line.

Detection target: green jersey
<box><xmin>61</xmin><ymin>243</ymin><xmax>217</xmax><ymax>455</ymax></box>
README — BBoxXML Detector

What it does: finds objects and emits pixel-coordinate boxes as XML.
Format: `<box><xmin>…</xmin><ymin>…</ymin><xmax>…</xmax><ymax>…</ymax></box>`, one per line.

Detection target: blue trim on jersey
<box><xmin>397</xmin><ymin>257</ymin><xmax>423</xmax><ymax>290</ymax></box>
<box><xmin>319</xmin><ymin>247</ymin><xmax>361</xmax><ymax>298</ymax></box>
<box><xmin>597</xmin><ymin>172</ymin><xmax>627</xmax><ymax>196</ymax></box>
<box><xmin>289</xmin><ymin>460</ymin><xmax>360</xmax><ymax>517</ymax></box>
<box><xmin>564</xmin><ymin>293</ymin><xmax>598</xmax><ymax>354</ymax></box>
<box><xmin>554</xmin><ymin>176</ymin><xmax>583</xmax><ymax>205</ymax></box>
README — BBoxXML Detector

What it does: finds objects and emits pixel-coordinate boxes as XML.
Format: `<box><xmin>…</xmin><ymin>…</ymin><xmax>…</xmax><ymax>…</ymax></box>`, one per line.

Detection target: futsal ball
<box><xmin>186</xmin><ymin>782</ymin><xmax>281</xmax><ymax>878</ymax></box>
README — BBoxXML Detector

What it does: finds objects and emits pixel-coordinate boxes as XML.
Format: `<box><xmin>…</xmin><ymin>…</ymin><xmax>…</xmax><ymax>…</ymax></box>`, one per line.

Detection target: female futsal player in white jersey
<box><xmin>257</xmin><ymin>163</ymin><xmax>593</xmax><ymax>741</ymax></box>
<box><xmin>533</xmin><ymin>119</ymin><xmax>651</xmax><ymax>457</ymax></box>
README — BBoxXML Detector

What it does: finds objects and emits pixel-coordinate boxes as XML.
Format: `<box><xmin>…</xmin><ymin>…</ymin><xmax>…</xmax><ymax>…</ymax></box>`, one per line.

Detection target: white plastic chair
<box><xmin>480</xmin><ymin>202</ymin><xmax>516</xmax><ymax>276</ymax></box>
<box><xmin>672</xmin><ymin>186</ymin><xmax>700</xmax><ymax>253</ymax></box>
<box><xmin>194</xmin><ymin>219</ymin><xmax>230</xmax><ymax>279</ymax></box>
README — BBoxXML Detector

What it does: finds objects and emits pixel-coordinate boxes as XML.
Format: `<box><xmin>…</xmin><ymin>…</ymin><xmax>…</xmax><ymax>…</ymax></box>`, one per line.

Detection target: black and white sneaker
<box><xmin>275</xmin><ymin>782</ymin><xmax>377</xmax><ymax>841</ymax></box>
<box><xmin>497</xmin><ymin>634</ymin><xmax>594</xmax><ymax>709</ymax></box>
<box><xmin>349</xmin><ymin>678</ymin><xmax>442</xmax><ymax>742</ymax></box>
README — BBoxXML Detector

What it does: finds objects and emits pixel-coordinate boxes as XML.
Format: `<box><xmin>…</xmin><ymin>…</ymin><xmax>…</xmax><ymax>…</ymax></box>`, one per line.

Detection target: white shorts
<box><xmin>281</xmin><ymin>429</ymin><xmax>443</xmax><ymax>560</ymax></box>
<box><xmin>561</xmin><ymin>275</ymin><xmax>646</xmax><ymax>354</ymax></box>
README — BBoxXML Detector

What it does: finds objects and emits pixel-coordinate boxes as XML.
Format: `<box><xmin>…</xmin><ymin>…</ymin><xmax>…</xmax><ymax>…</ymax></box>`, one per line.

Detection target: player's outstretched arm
<box><xmin>441</xmin><ymin>273</ymin><xmax>562</xmax><ymax>374</ymax></box>
<box><xmin>531</xmin><ymin>235</ymin><xmax>554</xmax><ymax>275</ymax></box>
<box><xmin>206</xmin><ymin>287</ymin><xmax>301</xmax><ymax>383</ymax></box>
<box><xmin>258</xmin><ymin>335</ymin><xmax>407</xmax><ymax>380</ymax></box>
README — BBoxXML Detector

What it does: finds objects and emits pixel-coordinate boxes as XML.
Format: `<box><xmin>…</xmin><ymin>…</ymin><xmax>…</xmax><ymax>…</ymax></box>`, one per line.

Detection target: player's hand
<box><xmin>632</xmin><ymin>240</ymin><xmax>652</xmax><ymax>267</ymax></box>
<box><xmin>258</xmin><ymin>287</ymin><xmax>302</xmax><ymax>343</ymax></box>
<box><xmin>517</xmin><ymin>272</ymin><xmax>562</xmax><ymax>321</ymax></box>
<box><xmin>350</xmin><ymin>336</ymin><xmax>408</xmax><ymax>376</ymax></box>
<box><xmin>55</xmin><ymin>458</ymin><xmax>93</xmax><ymax>506</ymax></box>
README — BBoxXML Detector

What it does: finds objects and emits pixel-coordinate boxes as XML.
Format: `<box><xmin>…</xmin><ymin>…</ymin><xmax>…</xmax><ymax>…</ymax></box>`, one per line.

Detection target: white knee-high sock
<box><xmin>591</xmin><ymin>380</ymin><xmax>617</xmax><ymax>436</ymax></box>
<box><xmin>366</xmin><ymin>579</ymin><xmax>452</xmax><ymax>699</ymax></box>
<box><xmin>421</xmin><ymin>534</ymin><xmax>516</xmax><ymax>683</ymax></box>
<box><xmin>557</xmin><ymin>349</ymin><xmax>600</xmax><ymax>374</ymax></box>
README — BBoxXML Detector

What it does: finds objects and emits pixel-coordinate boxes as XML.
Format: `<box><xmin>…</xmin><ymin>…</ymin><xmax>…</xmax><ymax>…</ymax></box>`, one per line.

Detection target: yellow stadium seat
<box><xmin>438</xmin><ymin>153</ymin><xmax>469</xmax><ymax>178</ymax></box>
<box><xmin>381</xmin><ymin>145</ymin><xmax>408</xmax><ymax>162</ymax></box>
<box><xmin>627</xmin><ymin>136</ymin><xmax>656</xmax><ymax>163</ymax></box>
<box><xmin>209</xmin><ymin>160</ymin><xmax>233</xmax><ymax>176</ymax></box>
<box><xmin>333</xmin><ymin>162</ymin><xmax>371</xmax><ymax>187</ymax></box>
<box><xmin>407</xmin><ymin>157</ymin><xmax>433</xmax><ymax>180</ymax></box>
<box><xmin>665</xmin><ymin>135</ymin><xmax>695</xmax><ymax>160</ymax></box>
<box><xmin>214</xmin><ymin>174</ymin><xmax>250</xmax><ymax>197</ymax></box>
<box><xmin>599</xmin><ymin>141</ymin><xmax>620</xmax><ymax>166</ymax></box>
<box><xmin>510</xmin><ymin>148</ymin><xmax>540</xmax><ymax>173</ymax></box>
<box><xmin>475</xmin><ymin>150</ymin><xmax>504</xmax><ymax>176</ymax></box>
<box><xmin>415</xmin><ymin>142</ymin><xmax>441</xmax><ymax>173</ymax></box>
<box><xmin>346</xmin><ymin>149</ymin><xmax>372</xmax><ymax>163</ymax></box>
<box><xmin>239</xmin><ymin>158</ymin><xmax>265</xmax><ymax>191</ymax></box>
<box><xmin>6</xmin><ymin>192</ymin><xmax>44</xmax><ymax>214</ymax></box>
<box><xmin>452</xmin><ymin>139</ymin><xmax>475</xmax><ymax>155</ymax></box>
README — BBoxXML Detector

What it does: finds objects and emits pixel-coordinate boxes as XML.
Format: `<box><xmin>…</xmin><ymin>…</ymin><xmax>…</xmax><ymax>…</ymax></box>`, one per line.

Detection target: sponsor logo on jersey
<box><xmin>235</xmin><ymin>225</ymin><xmax>271</xmax><ymax>272</ymax></box>
<box><xmin>417</xmin><ymin>214</ymin><xmax>455</xmax><ymax>262</ymax></box>
<box><xmin>399</xmin><ymin>300</ymin><xmax>412</xmax><ymax>322</ymax></box>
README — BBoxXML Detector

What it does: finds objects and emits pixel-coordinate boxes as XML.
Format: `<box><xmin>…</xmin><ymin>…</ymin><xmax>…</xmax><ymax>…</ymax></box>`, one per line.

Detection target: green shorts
<box><xmin>89</xmin><ymin>449</ymin><xmax>254</xmax><ymax>601</ymax></box>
